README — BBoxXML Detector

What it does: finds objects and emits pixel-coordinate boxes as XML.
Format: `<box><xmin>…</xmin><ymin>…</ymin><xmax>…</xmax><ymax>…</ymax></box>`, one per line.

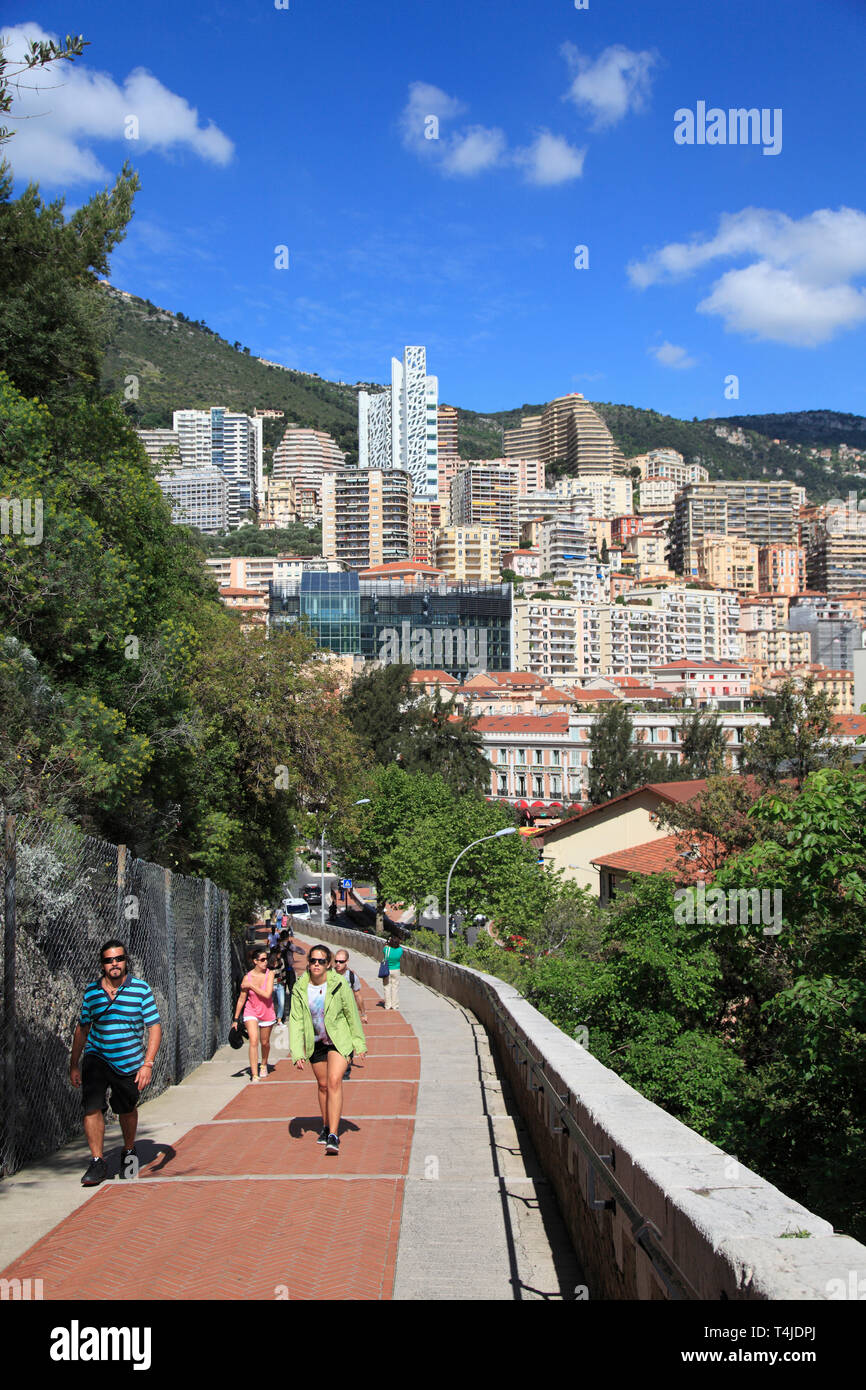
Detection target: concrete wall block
<box><xmin>317</xmin><ymin>927</ymin><xmax>866</xmax><ymax>1301</ymax></box>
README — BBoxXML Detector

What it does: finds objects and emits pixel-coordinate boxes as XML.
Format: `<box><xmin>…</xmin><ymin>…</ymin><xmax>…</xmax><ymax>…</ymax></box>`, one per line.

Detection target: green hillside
<box><xmin>99</xmin><ymin>285</ymin><xmax>865</xmax><ymax>502</ymax></box>
<box><xmin>99</xmin><ymin>285</ymin><xmax>361</xmax><ymax>464</ymax></box>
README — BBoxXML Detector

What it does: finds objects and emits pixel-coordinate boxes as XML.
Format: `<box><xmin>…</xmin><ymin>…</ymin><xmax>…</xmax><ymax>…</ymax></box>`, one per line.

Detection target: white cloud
<box><xmin>515</xmin><ymin>130</ymin><xmax>585</xmax><ymax>185</ymax></box>
<box><xmin>3</xmin><ymin>23</ymin><xmax>234</xmax><ymax>185</ymax></box>
<box><xmin>441</xmin><ymin>125</ymin><xmax>507</xmax><ymax>177</ymax></box>
<box><xmin>399</xmin><ymin>81</ymin><xmax>465</xmax><ymax>153</ymax></box>
<box><xmin>628</xmin><ymin>207</ymin><xmax>866</xmax><ymax>345</ymax></box>
<box><xmin>562</xmin><ymin>43</ymin><xmax>657</xmax><ymax>129</ymax></box>
<box><xmin>399</xmin><ymin>84</ymin><xmax>579</xmax><ymax>185</ymax></box>
<box><xmin>649</xmin><ymin>341</ymin><xmax>697</xmax><ymax>369</ymax></box>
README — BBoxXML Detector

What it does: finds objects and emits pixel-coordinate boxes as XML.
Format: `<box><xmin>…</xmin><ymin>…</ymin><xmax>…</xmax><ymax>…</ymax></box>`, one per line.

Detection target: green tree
<box><xmin>342</xmin><ymin>664</ymin><xmax>489</xmax><ymax>796</ymax></box>
<box><xmin>743</xmin><ymin>675</ymin><xmax>848</xmax><ymax>788</ymax></box>
<box><xmin>0</xmin><ymin>31</ymin><xmax>86</xmax><ymax>146</ymax></box>
<box><xmin>678</xmin><ymin>707</ymin><xmax>728</xmax><ymax>777</ymax></box>
<box><xmin>0</xmin><ymin>162</ymin><xmax>139</xmax><ymax>407</ymax></box>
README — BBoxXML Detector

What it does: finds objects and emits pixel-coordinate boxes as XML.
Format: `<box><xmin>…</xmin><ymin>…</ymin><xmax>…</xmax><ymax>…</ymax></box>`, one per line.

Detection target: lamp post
<box><xmin>444</xmin><ymin>827</ymin><xmax>517</xmax><ymax>960</ymax></box>
<box><xmin>321</xmin><ymin>799</ymin><xmax>370</xmax><ymax>924</ymax></box>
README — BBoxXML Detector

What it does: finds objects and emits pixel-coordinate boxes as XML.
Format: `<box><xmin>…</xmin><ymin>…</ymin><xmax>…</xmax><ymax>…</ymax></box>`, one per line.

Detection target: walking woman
<box><xmin>233</xmin><ymin>946</ymin><xmax>277</xmax><ymax>1081</ymax></box>
<box><xmin>289</xmin><ymin>944</ymin><xmax>366</xmax><ymax>1155</ymax></box>
<box><xmin>382</xmin><ymin>933</ymin><xmax>403</xmax><ymax>1011</ymax></box>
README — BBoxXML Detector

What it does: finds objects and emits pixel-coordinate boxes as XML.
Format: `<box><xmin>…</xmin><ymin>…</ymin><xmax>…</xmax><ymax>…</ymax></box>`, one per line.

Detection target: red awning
<box><xmin>530</xmin><ymin>801</ymin><xmax>545</xmax><ymax>810</ymax></box>
<box><xmin>515</xmin><ymin>799</ymin><xmax>530</xmax><ymax>809</ymax></box>
<box><xmin>548</xmin><ymin>801</ymin><xmax>564</xmax><ymax>808</ymax></box>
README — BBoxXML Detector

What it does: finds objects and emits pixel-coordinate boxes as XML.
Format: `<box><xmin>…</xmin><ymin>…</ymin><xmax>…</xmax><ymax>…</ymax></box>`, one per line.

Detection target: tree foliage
<box><xmin>743</xmin><ymin>675</ymin><xmax>848</xmax><ymax>788</ymax></box>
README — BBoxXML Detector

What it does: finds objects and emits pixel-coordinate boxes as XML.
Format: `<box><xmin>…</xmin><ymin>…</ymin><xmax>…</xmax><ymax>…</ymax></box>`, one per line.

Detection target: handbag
<box><xmin>228</xmin><ymin>1014</ymin><xmax>248</xmax><ymax>1049</ymax></box>
<box><xmin>378</xmin><ymin>946</ymin><xmax>390</xmax><ymax>981</ymax></box>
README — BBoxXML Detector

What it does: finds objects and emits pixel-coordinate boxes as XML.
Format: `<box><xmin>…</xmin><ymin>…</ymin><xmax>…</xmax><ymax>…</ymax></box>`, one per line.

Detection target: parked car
<box><xmin>282</xmin><ymin>896</ymin><xmax>311</xmax><ymax>921</ymax></box>
<box><xmin>301</xmin><ymin>884</ymin><xmax>322</xmax><ymax>905</ymax></box>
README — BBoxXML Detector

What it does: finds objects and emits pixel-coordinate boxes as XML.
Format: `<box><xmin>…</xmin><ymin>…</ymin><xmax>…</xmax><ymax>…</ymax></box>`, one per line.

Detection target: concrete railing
<box><xmin>315</xmin><ymin>922</ymin><xmax>866</xmax><ymax>1301</ymax></box>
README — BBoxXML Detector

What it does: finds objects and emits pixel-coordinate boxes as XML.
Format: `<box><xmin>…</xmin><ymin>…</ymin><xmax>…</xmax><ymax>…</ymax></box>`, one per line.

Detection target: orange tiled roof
<box><xmin>591</xmin><ymin>834</ymin><xmax>715</xmax><ymax>879</ymax></box>
<box><xmin>409</xmin><ymin>669</ymin><xmax>459</xmax><ymax>684</ymax></box>
<box><xmin>475</xmin><ymin>715</ymin><xmax>570</xmax><ymax>733</ymax></box>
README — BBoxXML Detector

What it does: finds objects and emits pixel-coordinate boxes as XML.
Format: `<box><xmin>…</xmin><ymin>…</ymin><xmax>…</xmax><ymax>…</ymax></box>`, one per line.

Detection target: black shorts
<box><xmin>81</xmin><ymin>1053</ymin><xmax>141</xmax><ymax>1116</ymax></box>
<box><xmin>310</xmin><ymin>1041</ymin><xmax>339</xmax><ymax>1065</ymax></box>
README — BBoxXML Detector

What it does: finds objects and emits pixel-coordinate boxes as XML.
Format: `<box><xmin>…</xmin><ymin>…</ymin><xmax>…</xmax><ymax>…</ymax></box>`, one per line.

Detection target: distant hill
<box><xmin>99</xmin><ymin>285</ymin><xmax>866</xmax><ymax>502</ymax></box>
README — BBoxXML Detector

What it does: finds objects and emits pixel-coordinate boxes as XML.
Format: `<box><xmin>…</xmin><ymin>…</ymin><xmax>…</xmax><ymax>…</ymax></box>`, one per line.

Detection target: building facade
<box><xmin>321</xmin><ymin>468</ymin><xmax>412</xmax><ymax>570</ymax></box>
<box><xmin>270</xmin><ymin>573</ymin><xmax>512</xmax><ymax>678</ymax></box>
<box><xmin>358</xmin><ymin>345</ymin><xmax>439</xmax><ymax>498</ymax></box>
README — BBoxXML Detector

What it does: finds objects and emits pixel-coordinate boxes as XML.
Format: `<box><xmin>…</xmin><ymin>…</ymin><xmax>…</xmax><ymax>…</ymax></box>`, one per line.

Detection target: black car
<box><xmin>301</xmin><ymin>884</ymin><xmax>322</xmax><ymax>905</ymax></box>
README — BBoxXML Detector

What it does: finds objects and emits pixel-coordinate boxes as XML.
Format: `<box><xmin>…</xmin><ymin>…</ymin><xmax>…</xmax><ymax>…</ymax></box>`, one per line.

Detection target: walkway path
<box><xmin>0</xmin><ymin>941</ymin><xmax>581</xmax><ymax>1300</ymax></box>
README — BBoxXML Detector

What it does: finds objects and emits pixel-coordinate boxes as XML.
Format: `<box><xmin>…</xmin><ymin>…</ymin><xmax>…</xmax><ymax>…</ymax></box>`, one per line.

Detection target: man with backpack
<box><xmin>332</xmin><ymin>951</ymin><xmax>367</xmax><ymax>1075</ymax></box>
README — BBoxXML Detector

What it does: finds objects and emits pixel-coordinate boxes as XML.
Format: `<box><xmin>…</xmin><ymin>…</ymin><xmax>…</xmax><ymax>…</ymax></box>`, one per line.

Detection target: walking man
<box><xmin>69</xmin><ymin>939</ymin><xmax>162</xmax><ymax>1186</ymax></box>
<box><xmin>333</xmin><ymin>950</ymin><xmax>367</xmax><ymax>1077</ymax></box>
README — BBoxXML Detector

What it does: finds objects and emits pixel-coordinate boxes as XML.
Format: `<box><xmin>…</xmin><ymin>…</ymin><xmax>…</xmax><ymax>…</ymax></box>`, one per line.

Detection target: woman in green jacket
<box><xmin>289</xmin><ymin>944</ymin><xmax>367</xmax><ymax>1155</ymax></box>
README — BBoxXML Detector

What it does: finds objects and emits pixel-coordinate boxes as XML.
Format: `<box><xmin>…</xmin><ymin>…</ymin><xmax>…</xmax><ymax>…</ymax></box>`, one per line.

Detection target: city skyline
<box><xmin>3</xmin><ymin>1</ymin><xmax>865</xmax><ymax>423</ymax></box>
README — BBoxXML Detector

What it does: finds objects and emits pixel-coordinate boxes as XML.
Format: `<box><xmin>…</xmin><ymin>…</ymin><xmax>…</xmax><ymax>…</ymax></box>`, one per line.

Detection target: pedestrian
<box><xmin>333</xmin><ymin>951</ymin><xmax>368</xmax><ymax>1026</ymax></box>
<box><xmin>289</xmin><ymin>944</ymin><xmax>366</xmax><ymax>1155</ymax></box>
<box><xmin>69</xmin><ymin>939</ymin><xmax>162</xmax><ymax>1187</ymax></box>
<box><xmin>268</xmin><ymin>918</ymin><xmax>281</xmax><ymax>951</ymax></box>
<box><xmin>382</xmin><ymin>933</ymin><xmax>403</xmax><ymax>1011</ymax></box>
<box><xmin>270</xmin><ymin>950</ymin><xmax>287</xmax><ymax>1025</ymax></box>
<box><xmin>328</xmin><ymin>887</ymin><xmax>338</xmax><ymax>924</ymax></box>
<box><xmin>279</xmin><ymin>930</ymin><xmax>296</xmax><ymax>1014</ymax></box>
<box><xmin>234</xmin><ymin>946</ymin><xmax>277</xmax><ymax>1081</ymax></box>
<box><xmin>333</xmin><ymin>950</ymin><xmax>368</xmax><ymax>1076</ymax></box>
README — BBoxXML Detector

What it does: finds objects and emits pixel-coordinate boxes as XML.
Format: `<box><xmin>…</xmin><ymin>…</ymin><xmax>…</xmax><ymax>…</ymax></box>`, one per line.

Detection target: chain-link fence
<box><xmin>0</xmin><ymin>811</ymin><xmax>231</xmax><ymax>1177</ymax></box>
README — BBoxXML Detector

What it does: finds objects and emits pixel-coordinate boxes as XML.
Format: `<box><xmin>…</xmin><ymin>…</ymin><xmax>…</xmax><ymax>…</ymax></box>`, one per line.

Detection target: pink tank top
<box><xmin>244</xmin><ymin>971</ymin><xmax>276</xmax><ymax>1022</ymax></box>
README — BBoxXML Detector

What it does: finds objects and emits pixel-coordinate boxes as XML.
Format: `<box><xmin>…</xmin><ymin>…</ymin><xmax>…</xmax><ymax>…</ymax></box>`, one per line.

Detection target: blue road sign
<box><xmin>341</xmin><ymin>878</ymin><xmax>353</xmax><ymax>890</ymax></box>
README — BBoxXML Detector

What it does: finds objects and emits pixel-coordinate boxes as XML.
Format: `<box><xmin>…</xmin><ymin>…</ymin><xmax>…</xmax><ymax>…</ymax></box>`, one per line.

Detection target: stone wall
<box><xmin>317</xmin><ymin>923</ymin><xmax>866</xmax><ymax>1301</ymax></box>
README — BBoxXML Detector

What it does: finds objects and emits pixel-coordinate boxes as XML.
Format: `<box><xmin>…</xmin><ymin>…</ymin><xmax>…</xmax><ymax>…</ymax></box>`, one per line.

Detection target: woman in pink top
<box><xmin>233</xmin><ymin>947</ymin><xmax>277</xmax><ymax>1081</ymax></box>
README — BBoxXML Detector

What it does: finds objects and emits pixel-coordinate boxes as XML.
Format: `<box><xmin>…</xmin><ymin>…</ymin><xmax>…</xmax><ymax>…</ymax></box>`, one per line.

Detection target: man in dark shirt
<box><xmin>69</xmin><ymin>939</ymin><xmax>162</xmax><ymax>1188</ymax></box>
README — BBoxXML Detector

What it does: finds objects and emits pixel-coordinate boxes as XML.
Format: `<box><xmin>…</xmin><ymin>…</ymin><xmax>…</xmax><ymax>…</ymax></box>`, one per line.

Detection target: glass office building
<box><xmin>271</xmin><ymin>573</ymin><xmax>512</xmax><ymax>678</ymax></box>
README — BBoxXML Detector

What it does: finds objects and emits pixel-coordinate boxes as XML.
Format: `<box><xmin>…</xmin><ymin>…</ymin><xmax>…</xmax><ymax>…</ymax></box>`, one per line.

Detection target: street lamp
<box><xmin>321</xmin><ymin>799</ymin><xmax>370</xmax><ymax>923</ymax></box>
<box><xmin>444</xmin><ymin>827</ymin><xmax>517</xmax><ymax>960</ymax></box>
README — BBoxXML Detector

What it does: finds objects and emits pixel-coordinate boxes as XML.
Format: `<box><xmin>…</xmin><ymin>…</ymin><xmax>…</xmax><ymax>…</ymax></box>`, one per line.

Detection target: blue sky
<box><xmin>5</xmin><ymin>0</ymin><xmax>866</xmax><ymax>420</ymax></box>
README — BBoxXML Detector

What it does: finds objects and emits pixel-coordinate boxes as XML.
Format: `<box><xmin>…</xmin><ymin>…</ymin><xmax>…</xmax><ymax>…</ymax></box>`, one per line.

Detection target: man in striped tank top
<box><xmin>69</xmin><ymin>939</ymin><xmax>162</xmax><ymax>1187</ymax></box>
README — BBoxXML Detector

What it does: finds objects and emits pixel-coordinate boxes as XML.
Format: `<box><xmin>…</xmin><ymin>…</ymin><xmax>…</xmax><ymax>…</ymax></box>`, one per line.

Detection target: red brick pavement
<box><xmin>0</xmin><ymin>943</ymin><xmax>417</xmax><ymax>1301</ymax></box>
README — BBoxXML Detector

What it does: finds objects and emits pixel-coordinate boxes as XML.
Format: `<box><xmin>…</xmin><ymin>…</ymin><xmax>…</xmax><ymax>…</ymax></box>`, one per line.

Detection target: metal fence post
<box><xmin>221</xmin><ymin>891</ymin><xmax>232</xmax><ymax>1039</ymax></box>
<box><xmin>164</xmin><ymin>868</ymin><xmax>179</xmax><ymax>1085</ymax></box>
<box><xmin>116</xmin><ymin>844</ymin><xmax>127</xmax><ymax>939</ymax></box>
<box><xmin>201</xmin><ymin>878</ymin><xmax>212</xmax><ymax>1061</ymax></box>
<box><xmin>2</xmin><ymin>814</ymin><xmax>16</xmax><ymax>1177</ymax></box>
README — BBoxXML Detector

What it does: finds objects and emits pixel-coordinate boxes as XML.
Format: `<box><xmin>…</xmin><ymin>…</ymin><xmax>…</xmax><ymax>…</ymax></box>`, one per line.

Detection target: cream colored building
<box><xmin>740</xmin><ymin>628</ymin><xmax>812</xmax><ymax>669</ymax></box>
<box><xmin>695</xmin><ymin>534</ymin><xmax>760</xmax><ymax>594</ymax></box>
<box><xmin>260</xmin><ymin>478</ymin><xmax>297</xmax><ymax>529</ymax></box>
<box><xmin>554</xmin><ymin>475</ymin><xmax>632</xmax><ymax>517</ymax></box>
<box><xmin>434</xmin><ymin>525</ymin><xmax>500</xmax><ymax>583</ymax></box>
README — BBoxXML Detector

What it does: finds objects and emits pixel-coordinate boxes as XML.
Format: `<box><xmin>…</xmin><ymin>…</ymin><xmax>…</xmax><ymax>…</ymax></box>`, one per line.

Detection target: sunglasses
<box><xmin>102</xmin><ymin>955</ymin><xmax>126</xmax><ymax>964</ymax></box>
<box><xmin>309</xmin><ymin>957</ymin><xmax>328</xmax><ymax>966</ymax></box>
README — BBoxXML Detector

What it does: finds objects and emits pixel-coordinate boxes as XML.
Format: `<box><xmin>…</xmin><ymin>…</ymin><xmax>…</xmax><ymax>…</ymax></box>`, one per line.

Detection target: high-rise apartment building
<box><xmin>503</xmin><ymin>414</ymin><xmax>543</xmax><ymax>459</ymax></box>
<box><xmin>321</xmin><ymin>469</ymin><xmax>412</xmax><ymax>570</ymax></box>
<box><xmin>554</xmin><ymin>475</ymin><xmax>633</xmax><ymax>517</ymax></box>
<box><xmin>270</xmin><ymin>425</ymin><xmax>346</xmax><ymax>518</ymax></box>
<box><xmin>358</xmin><ymin>346</ymin><xmax>439</xmax><ymax>498</ymax></box>
<box><xmin>695</xmin><ymin>535</ymin><xmax>760</xmax><ymax>594</ymax></box>
<box><xmin>156</xmin><ymin>467</ymin><xmax>228</xmax><ymax>534</ymax></box>
<box><xmin>450</xmin><ymin>462</ymin><xmax>519</xmax><ymax>552</ymax></box>
<box><xmin>504</xmin><ymin>395</ymin><xmax>625</xmax><ymax>476</ymax></box>
<box><xmin>172</xmin><ymin>407</ymin><xmax>263</xmax><ymax>528</ymax></box>
<box><xmin>806</xmin><ymin>521</ymin><xmax>866</xmax><ymax>597</ymax></box>
<box><xmin>137</xmin><ymin>428</ymin><xmax>181</xmax><ymax>468</ymax></box>
<box><xmin>539</xmin><ymin>513</ymin><xmax>595</xmax><ymax>578</ymax></box>
<box><xmin>670</xmin><ymin>481</ymin><xmax>800</xmax><ymax>576</ymax></box>
<box><xmin>434</xmin><ymin>526</ymin><xmax>500</xmax><ymax>584</ymax></box>
<box><xmin>437</xmin><ymin>404</ymin><xmax>459</xmax><ymax>460</ymax></box>
<box><xmin>758</xmin><ymin>544</ymin><xmax>806</xmax><ymax>595</ymax></box>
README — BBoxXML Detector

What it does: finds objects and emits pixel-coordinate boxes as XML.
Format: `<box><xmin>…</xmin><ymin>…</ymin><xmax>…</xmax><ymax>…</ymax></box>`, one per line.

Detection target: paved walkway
<box><xmin>0</xmin><ymin>941</ymin><xmax>581</xmax><ymax>1300</ymax></box>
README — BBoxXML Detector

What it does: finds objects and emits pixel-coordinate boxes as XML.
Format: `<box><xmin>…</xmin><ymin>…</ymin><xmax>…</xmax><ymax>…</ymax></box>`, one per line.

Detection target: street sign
<box><xmin>341</xmin><ymin>878</ymin><xmax>353</xmax><ymax>890</ymax></box>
